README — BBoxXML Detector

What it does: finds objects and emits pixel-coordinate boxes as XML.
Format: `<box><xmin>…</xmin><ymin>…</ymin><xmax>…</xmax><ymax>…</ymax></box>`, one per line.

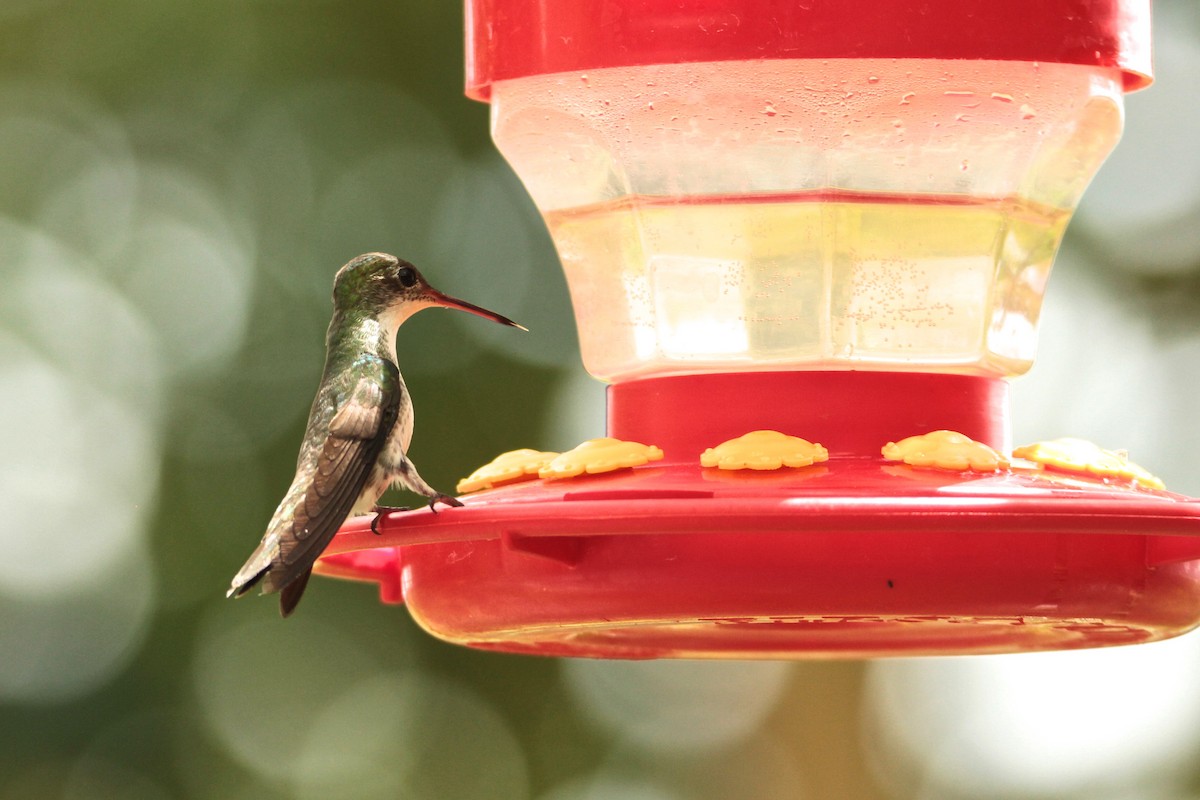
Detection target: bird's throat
<box><xmin>327</xmin><ymin>311</ymin><xmax>400</xmax><ymax>365</ymax></box>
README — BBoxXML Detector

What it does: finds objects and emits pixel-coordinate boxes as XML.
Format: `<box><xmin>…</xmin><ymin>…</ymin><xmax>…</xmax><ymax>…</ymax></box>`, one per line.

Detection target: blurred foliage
<box><xmin>0</xmin><ymin>0</ymin><xmax>587</xmax><ymax>796</ymax></box>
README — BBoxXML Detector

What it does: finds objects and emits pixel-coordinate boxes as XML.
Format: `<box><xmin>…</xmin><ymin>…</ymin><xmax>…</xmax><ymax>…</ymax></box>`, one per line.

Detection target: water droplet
<box><xmin>580</xmin><ymin>74</ymin><xmax>589</xmax><ymax>86</ymax></box>
<box><xmin>960</xmin><ymin>159</ymin><xmax>970</xmax><ymax>172</ymax></box>
<box><xmin>763</xmin><ymin>102</ymin><xmax>777</xmax><ymax>117</ymax></box>
<box><xmin>900</xmin><ymin>92</ymin><xmax>915</xmax><ymax>105</ymax></box>
<box><xmin>868</xmin><ymin>75</ymin><xmax>879</xmax><ymax>84</ymax></box>
<box><xmin>1020</xmin><ymin>103</ymin><xmax>1037</xmax><ymax>119</ymax></box>
<box><xmin>991</xmin><ymin>92</ymin><xmax>1014</xmax><ymax>103</ymax></box>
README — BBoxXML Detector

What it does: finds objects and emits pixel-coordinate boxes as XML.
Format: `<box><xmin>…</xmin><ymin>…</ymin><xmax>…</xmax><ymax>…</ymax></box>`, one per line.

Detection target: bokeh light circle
<box><xmin>561</xmin><ymin>659</ymin><xmax>792</xmax><ymax>754</ymax></box>
<box><xmin>194</xmin><ymin>612</ymin><xmax>529</xmax><ymax>799</ymax></box>
<box><xmin>0</xmin><ymin>336</ymin><xmax>159</xmax><ymax>595</ymax></box>
<box><xmin>293</xmin><ymin>671</ymin><xmax>530</xmax><ymax>800</ymax></box>
<box><xmin>192</xmin><ymin>614</ymin><xmax>382</xmax><ymax>782</ymax></box>
<box><xmin>431</xmin><ymin>155</ymin><xmax>578</xmax><ymax>369</ymax></box>
<box><xmin>864</xmin><ymin>634</ymin><xmax>1200</xmax><ymax>798</ymax></box>
<box><xmin>0</xmin><ymin>549</ymin><xmax>156</xmax><ymax>703</ymax></box>
<box><xmin>1012</xmin><ymin>252</ymin><xmax>1166</xmax><ymax>457</ymax></box>
<box><xmin>1075</xmin><ymin>4</ymin><xmax>1200</xmax><ymax>275</ymax></box>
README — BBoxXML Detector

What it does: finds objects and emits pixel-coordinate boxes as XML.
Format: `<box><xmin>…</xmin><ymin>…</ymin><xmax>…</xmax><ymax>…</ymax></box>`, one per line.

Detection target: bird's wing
<box><xmin>271</xmin><ymin>357</ymin><xmax>401</xmax><ymax>590</ymax></box>
<box><xmin>229</xmin><ymin>357</ymin><xmax>400</xmax><ymax>599</ymax></box>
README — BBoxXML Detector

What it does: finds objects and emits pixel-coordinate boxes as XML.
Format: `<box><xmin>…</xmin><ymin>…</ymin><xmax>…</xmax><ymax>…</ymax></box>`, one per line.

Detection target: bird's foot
<box><xmin>370</xmin><ymin>504</ymin><xmax>410</xmax><ymax>535</ymax></box>
<box><xmin>428</xmin><ymin>493</ymin><xmax>464</xmax><ymax>514</ymax></box>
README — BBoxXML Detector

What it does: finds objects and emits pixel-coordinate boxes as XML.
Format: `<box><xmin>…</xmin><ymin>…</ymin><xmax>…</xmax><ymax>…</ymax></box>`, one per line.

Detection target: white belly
<box><xmin>350</xmin><ymin>392</ymin><xmax>422</xmax><ymax>513</ymax></box>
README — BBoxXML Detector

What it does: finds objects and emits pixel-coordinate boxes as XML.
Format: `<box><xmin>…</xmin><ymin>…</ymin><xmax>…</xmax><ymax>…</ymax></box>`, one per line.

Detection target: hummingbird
<box><xmin>227</xmin><ymin>252</ymin><xmax>524</xmax><ymax>617</ymax></box>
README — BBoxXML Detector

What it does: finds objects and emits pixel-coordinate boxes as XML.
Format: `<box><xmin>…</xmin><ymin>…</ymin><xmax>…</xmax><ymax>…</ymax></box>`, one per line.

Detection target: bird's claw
<box><xmin>370</xmin><ymin>504</ymin><xmax>410</xmax><ymax>535</ymax></box>
<box><xmin>428</xmin><ymin>493</ymin><xmax>464</xmax><ymax>514</ymax></box>
<box><xmin>370</xmin><ymin>497</ymin><xmax>459</xmax><ymax>529</ymax></box>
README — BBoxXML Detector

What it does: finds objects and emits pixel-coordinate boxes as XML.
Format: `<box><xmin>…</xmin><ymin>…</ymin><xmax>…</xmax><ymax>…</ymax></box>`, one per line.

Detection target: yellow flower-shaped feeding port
<box><xmin>700</xmin><ymin>430</ymin><xmax>829</xmax><ymax>471</ymax></box>
<box><xmin>538</xmin><ymin>438</ymin><xmax>664</xmax><ymax>480</ymax></box>
<box><xmin>1013</xmin><ymin>438</ymin><xmax>1165</xmax><ymax>491</ymax></box>
<box><xmin>882</xmin><ymin>430</ymin><xmax>1008</xmax><ymax>472</ymax></box>
<box><xmin>456</xmin><ymin>448</ymin><xmax>560</xmax><ymax>494</ymax></box>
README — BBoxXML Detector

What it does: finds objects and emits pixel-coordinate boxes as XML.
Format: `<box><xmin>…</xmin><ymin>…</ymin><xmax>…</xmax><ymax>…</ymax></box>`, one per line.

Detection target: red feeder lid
<box><xmin>465</xmin><ymin>0</ymin><xmax>1153</xmax><ymax>101</ymax></box>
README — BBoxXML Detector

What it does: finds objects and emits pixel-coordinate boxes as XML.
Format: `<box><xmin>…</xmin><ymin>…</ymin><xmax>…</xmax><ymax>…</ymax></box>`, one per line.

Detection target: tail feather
<box><xmin>227</xmin><ymin>547</ymin><xmax>312</xmax><ymax>617</ymax></box>
<box><xmin>279</xmin><ymin>568</ymin><xmax>313</xmax><ymax>618</ymax></box>
<box><xmin>227</xmin><ymin>538</ymin><xmax>276</xmax><ymax>599</ymax></box>
<box><xmin>227</xmin><ymin>564</ymin><xmax>270</xmax><ymax>598</ymax></box>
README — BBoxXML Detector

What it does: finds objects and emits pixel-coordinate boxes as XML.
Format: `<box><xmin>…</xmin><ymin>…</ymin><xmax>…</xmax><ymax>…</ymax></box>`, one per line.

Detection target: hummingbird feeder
<box><xmin>317</xmin><ymin>0</ymin><xmax>1200</xmax><ymax>658</ymax></box>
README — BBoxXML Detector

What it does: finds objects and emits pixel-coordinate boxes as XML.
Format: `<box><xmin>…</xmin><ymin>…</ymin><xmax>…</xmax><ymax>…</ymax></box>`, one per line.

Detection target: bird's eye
<box><xmin>396</xmin><ymin>266</ymin><xmax>417</xmax><ymax>288</ymax></box>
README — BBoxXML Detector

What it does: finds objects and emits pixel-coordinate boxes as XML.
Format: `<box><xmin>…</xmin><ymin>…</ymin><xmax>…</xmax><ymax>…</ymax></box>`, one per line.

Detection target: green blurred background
<box><xmin>3</xmin><ymin>1</ymin><xmax>1200</xmax><ymax>798</ymax></box>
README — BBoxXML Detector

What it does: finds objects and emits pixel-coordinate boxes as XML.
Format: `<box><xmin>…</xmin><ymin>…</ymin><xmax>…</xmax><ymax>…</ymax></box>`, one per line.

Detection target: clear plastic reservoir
<box><xmin>490</xmin><ymin>59</ymin><xmax>1124</xmax><ymax>381</ymax></box>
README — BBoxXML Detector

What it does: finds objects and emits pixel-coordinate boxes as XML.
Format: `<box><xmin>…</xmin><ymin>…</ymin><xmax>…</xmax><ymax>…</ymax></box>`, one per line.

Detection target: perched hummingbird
<box><xmin>228</xmin><ymin>252</ymin><xmax>524</xmax><ymax>617</ymax></box>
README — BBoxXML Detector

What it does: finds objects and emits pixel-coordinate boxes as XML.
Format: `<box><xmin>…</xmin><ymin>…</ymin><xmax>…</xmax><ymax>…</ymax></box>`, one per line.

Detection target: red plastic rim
<box><xmin>318</xmin><ymin>458</ymin><xmax>1200</xmax><ymax>658</ymax></box>
<box><xmin>315</xmin><ymin>370</ymin><xmax>1200</xmax><ymax>658</ymax></box>
<box><xmin>465</xmin><ymin>0</ymin><xmax>1153</xmax><ymax>100</ymax></box>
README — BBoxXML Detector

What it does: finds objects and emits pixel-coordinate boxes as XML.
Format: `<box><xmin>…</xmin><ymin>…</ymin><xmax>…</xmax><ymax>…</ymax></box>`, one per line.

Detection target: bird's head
<box><xmin>331</xmin><ymin>252</ymin><xmax>525</xmax><ymax>330</ymax></box>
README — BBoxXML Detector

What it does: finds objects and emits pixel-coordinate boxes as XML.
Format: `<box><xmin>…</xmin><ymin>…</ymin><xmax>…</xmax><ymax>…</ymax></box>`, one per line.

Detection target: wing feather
<box><xmin>258</xmin><ymin>358</ymin><xmax>400</xmax><ymax>594</ymax></box>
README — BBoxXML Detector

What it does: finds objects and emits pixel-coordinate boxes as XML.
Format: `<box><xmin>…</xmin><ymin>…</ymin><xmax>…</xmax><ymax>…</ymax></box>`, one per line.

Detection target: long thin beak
<box><xmin>428</xmin><ymin>290</ymin><xmax>527</xmax><ymax>331</ymax></box>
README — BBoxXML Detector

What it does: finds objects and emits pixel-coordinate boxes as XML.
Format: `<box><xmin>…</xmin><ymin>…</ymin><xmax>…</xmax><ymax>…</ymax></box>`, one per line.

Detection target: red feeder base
<box><xmin>316</xmin><ymin>373</ymin><xmax>1200</xmax><ymax>659</ymax></box>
